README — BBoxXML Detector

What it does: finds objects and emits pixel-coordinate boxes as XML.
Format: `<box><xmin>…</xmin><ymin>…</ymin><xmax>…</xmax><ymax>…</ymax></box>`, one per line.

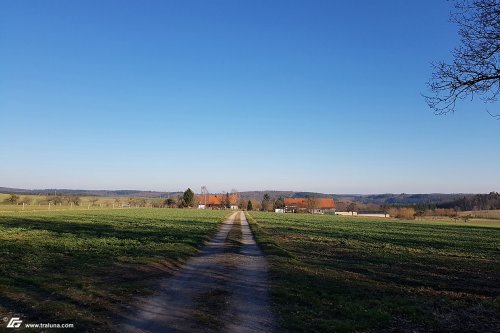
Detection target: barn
<box><xmin>284</xmin><ymin>198</ymin><xmax>335</xmax><ymax>214</ymax></box>
<box><xmin>197</xmin><ymin>194</ymin><xmax>239</xmax><ymax>210</ymax></box>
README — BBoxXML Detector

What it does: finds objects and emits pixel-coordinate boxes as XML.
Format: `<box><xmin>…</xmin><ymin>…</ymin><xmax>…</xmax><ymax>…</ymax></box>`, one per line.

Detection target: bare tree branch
<box><xmin>424</xmin><ymin>0</ymin><xmax>500</xmax><ymax>116</ymax></box>
<box><xmin>487</xmin><ymin>109</ymin><xmax>500</xmax><ymax>119</ymax></box>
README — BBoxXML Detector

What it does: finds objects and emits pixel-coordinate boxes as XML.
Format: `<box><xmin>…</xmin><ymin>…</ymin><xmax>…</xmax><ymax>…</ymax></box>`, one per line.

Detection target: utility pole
<box><xmin>201</xmin><ymin>186</ymin><xmax>209</xmax><ymax>206</ymax></box>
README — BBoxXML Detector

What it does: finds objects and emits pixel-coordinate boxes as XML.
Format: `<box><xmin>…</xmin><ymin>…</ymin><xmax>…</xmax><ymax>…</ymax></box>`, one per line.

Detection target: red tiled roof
<box><xmin>198</xmin><ymin>194</ymin><xmax>238</xmax><ymax>206</ymax></box>
<box><xmin>284</xmin><ymin>198</ymin><xmax>335</xmax><ymax>209</ymax></box>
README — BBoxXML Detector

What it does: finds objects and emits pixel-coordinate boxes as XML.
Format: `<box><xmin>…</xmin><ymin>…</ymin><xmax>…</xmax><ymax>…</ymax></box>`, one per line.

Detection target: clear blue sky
<box><xmin>1</xmin><ymin>0</ymin><xmax>498</xmax><ymax>194</ymax></box>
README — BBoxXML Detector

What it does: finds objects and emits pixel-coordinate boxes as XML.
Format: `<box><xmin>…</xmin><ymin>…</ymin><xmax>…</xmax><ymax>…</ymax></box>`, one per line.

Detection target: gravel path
<box><xmin>120</xmin><ymin>211</ymin><xmax>276</xmax><ymax>333</ymax></box>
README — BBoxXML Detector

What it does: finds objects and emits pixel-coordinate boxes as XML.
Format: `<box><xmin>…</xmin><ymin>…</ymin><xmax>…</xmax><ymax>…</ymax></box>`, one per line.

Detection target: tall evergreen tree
<box><xmin>183</xmin><ymin>188</ymin><xmax>194</xmax><ymax>207</ymax></box>
<box><xmin>247</xmin><ymin>200</ymin><xmax>253</xmax><ymax>211</ymax></box>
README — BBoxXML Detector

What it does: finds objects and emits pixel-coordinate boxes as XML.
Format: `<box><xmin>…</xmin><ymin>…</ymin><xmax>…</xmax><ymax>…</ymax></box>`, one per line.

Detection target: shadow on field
<box><xmin>0</xmin><ymin>211</ymin><xmax>225</xmax><ymax>331</ymax></box>
<box><xmin>271</xmin><ymin>221</ymin><xmax>499</xmax><ymax>254</ymax></box>
<box><xmin>0</xmin><ymin>216</ymin><xmax>217</xmax><ymax>250</ymax></box>
<box><xmin>247</xmin><ymin>212</ymin><xmax>500</xmax><ymax>333</ymax></box>
<box><xmin>271</xmin><ymin>259</ymin><xmax>500</xmax><ymax>333</ymax></box>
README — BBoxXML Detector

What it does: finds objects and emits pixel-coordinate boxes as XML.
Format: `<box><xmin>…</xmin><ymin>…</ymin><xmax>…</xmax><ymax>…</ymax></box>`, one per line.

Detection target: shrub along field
<box><xmin>0</xmin><ymin>208</ymin><xmax>228</xmax><ymax>331</ymax></box>
<box><xmin>247</xmin><ymin>212</ymin><xmax>500</xmax><ymax>333</ymax></box>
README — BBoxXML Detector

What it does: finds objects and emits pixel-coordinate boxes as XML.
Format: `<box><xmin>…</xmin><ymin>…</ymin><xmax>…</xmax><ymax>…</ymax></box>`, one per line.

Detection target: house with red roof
<box><xmin>197</xmin><ymin>194</ymin><xmax>239</xmax><ymax>210</ymax></box>
<box><xmin>284</xmin><ymin>197</ymin><xmax>335</xmax><ymax>214</ymax></box>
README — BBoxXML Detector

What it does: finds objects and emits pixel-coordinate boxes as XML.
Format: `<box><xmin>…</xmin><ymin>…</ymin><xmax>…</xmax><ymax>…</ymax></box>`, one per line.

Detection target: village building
<box><xmin>284</xmin><ymin>197</ymin><xmax>335</xmax><ymax>214</ymax></box>
<box><xmin>197</xmin><ymin>194</ymin><xmax>239</xmax><ymax>210</ymax></box>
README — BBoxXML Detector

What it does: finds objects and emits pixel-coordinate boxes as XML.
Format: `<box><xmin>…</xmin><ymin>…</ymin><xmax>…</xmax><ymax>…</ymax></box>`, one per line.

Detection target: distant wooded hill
<box><xmin>0</xmin><ymin>187</ymin><xmax>181</xmax><ymax>198</ymax></box>
<box><xmin>438</xmin><ymin>192</ymin><xmax>500</xmax><ymax>211</ymax></box>
<box><xmin>240</xmin><ymin>191</ymin><xmax>472</xmax><ymax>206</ymax></box>
<box><xmin>0</xmin><ymin>187</ymin><xmax>481</xmax><ymax>207</ymax></box>
<box><xmin>333</xmin><ymin>193</ymin><xmax>472</xmax><ymax>206</ymax></box>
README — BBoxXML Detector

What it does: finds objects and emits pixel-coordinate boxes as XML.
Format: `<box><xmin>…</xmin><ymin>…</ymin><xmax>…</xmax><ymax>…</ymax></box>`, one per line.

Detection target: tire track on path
<box><xmin>120</xmin><ymin>211</ymin><xmax>276</xmax><ymax>333</ymax></box>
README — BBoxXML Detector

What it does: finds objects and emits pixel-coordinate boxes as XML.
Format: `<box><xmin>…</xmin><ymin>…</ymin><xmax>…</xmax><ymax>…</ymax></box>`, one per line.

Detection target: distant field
<box><xmin>461</xmin><ymin>209</ymin><xmax>500</xmax><ymax>220</ymax></box>
<box><xmin>0</xmin><ymin>208</ymin><xmax>228</xmax><ymax>331</ymax></box>
<box><xmin>247</xmin><ymin>212</ymin><xmax>500</xmax><ymax>333</ymax></box>
<box><xmin>0</xmin><ymin>204</ymin><xmax>116</xmax><ymax>212</ymax></box>
<box><xmin>0</xmin><ymin>193</ymin><xmax>166</xmax><ymax>212</ymax></box>
<box><xmin>0</xmin><ymin>204</ymin><xmax>136</xmax><ymax>212</ymax></box>
<box><xmin>416</xmin><ymin>212</ymin><xmax>500</xmax><ymax>224</ymax></box>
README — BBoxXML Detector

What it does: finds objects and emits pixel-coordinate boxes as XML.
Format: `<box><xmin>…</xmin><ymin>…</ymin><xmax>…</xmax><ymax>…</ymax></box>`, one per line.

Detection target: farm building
<box><xmin>197</xmin><ymin>194</ymin><xmax>239</xmax><ymax>210</ymax></box>
<box><xmin>284</xmin><ymin>198</ymin><xmax>335</xmax><ymax>214</ymax></box>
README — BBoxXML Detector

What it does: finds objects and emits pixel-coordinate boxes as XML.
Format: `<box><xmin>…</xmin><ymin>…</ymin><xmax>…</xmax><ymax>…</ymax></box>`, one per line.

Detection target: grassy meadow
<box><xmin>247</xmin><ymin>211</ymin><xmax>500</xmax><ymax>333</ymax></box>
<box><xmin>0</xmin><ymin>193</ymin><xmax>166</xmax><ymax>212</ymax></box>
<box><xmin>1</xmin><ymin>205</ymin><xmax>498</xmax><ymax>332</ymax></box>
<box><xmin>461</xmin><ymin>209</ymin><xmax>500</xmax><ymax>220</ymax></box>
<box><xmin>0</xmin><ymin>208</ymin><xmax>228</xmax><ymax>331</ymax></box>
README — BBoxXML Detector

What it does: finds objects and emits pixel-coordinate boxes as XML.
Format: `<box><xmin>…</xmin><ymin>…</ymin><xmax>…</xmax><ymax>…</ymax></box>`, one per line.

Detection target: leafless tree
<box><xmin>261</xmin><ymin>193</ymin><xmax>272</xmax><ymax>211</ymax></box>
<box><xmin>231</xmin><ymin>189</ymin><xmax>239</xmax><ymax>208</ymax></box>
<box><xmin>3</xmin><ymin>194</ymin><xmax>20</xmax><ymax>205</ymax></box>
<box><xmin>306</xmin><ymin>196</ymin><xmax>318</xmax><ymax>213</ymax></box>
<box><xmin>19</xmin><ymin>196</ymin><xmax>33</xmax><ymax>205</ymax></box>
<box><xmin>346</xmin><ymin>202</ymin><xmax>357</xmax><ymax>215</ymax></box>
<box><xmin>164</xmin><ymin>198</ymin><xmax>176</xmax><ymax>208</ymax></box>
<box><xmin>424</xmin><ymin>0</ymin><xmax>500</xmax><ymax>118</ymax></box>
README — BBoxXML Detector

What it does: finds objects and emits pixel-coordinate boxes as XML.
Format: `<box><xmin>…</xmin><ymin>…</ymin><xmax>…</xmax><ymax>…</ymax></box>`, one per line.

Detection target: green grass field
<box><xmin>2</xmin><ymin>208</ymin><xmax>499</xmax><ymax>332</ymax></box>
<box><xmin>247</xmin><ymin>212</ymin><xmax>500</xmax><ymax>333</ymax></box>
<box><xmin>0</xmin><ymin>204</ymin><xmax>122</xmax><ymax>212</ymax></box>
<box><xmin>461</xmin><ymin>209</ymin><xmax>500</xmax><ymax>220</ymax></box>
<box><xmin>0</xmin><ymin>208</ymin><xmax>228</xmax><ymax>331</ymax></box>
<box><xmin>0</xmin><ymin>193</ymin><xmax>167</xmax><ymax>212</ymax></box>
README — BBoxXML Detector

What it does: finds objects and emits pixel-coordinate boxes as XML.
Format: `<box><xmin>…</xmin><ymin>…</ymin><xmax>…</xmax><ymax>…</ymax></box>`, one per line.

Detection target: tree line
<box><xmin>386</xmin><ymin>192</ymin><xmax>500</xmax><ymax>212</ymax></box>
<box><xmin>438</xmin><ymin>192</ymin><xmax>500</xmax><ymax>211</ymax></box>
<box><xmin>2</xmin><ymin>194</ymin><xmax>81</xmax><ymax>205</ymax></box>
